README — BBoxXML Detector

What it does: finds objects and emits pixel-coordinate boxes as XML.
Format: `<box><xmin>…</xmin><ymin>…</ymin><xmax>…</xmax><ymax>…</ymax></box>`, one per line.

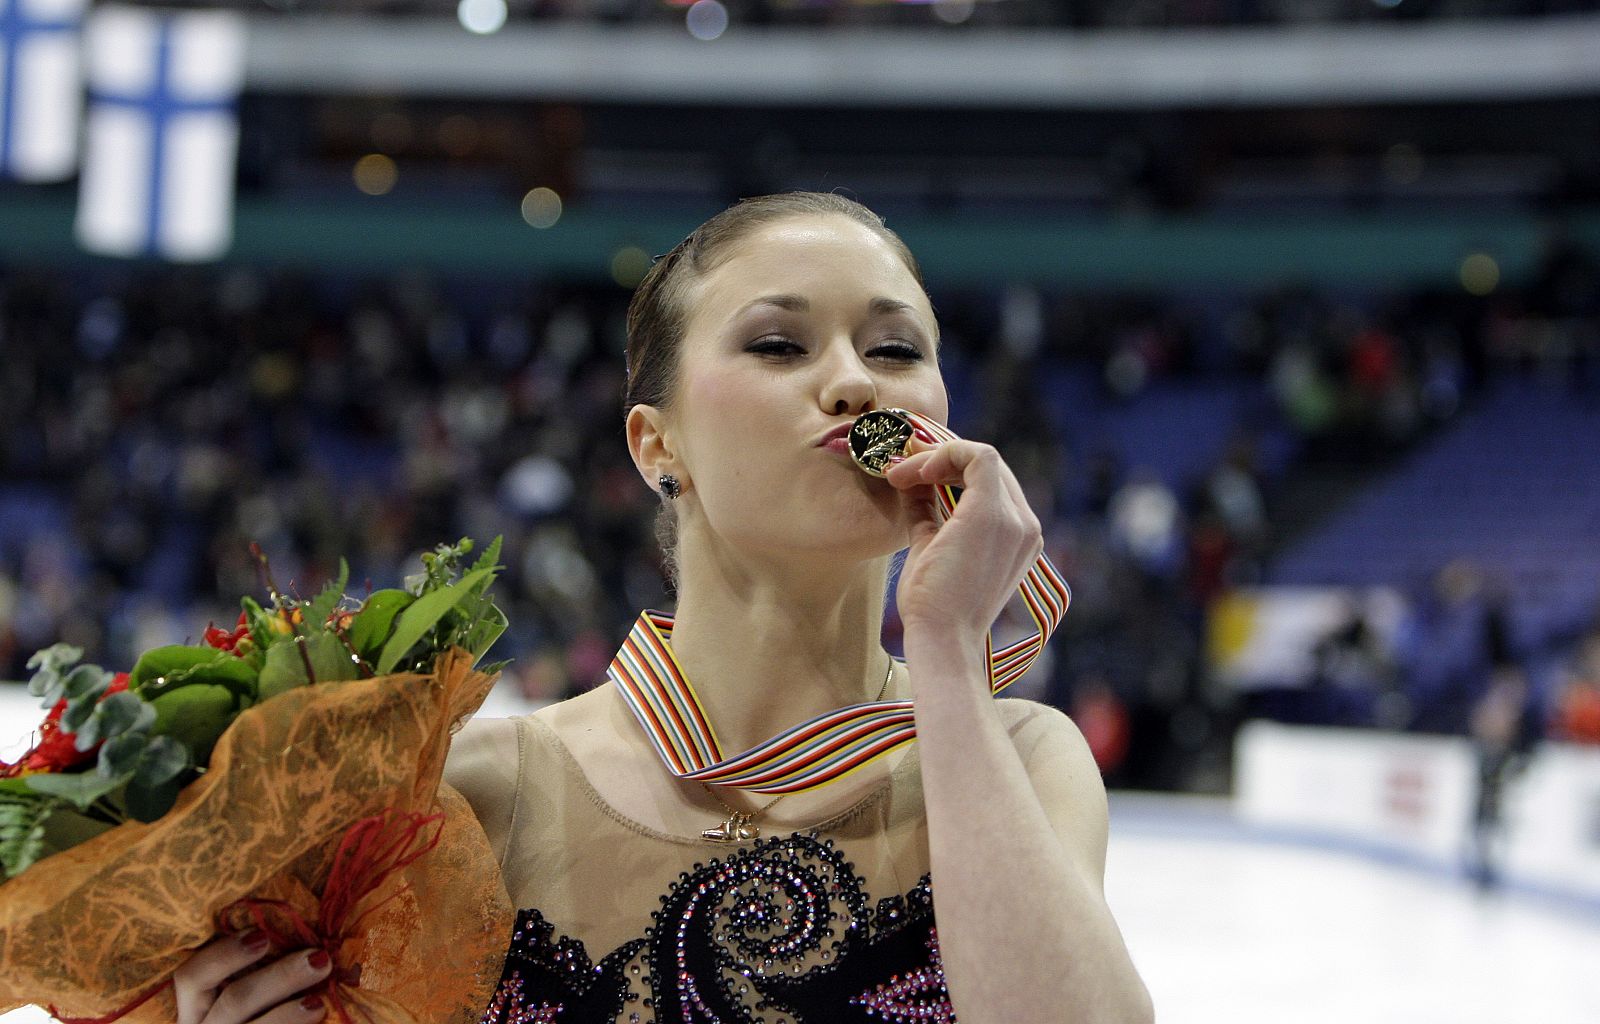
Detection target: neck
<box><xmin>664</xmin><ymin>532</ymin><xmax>896</xmax><ymax>760</ymax></box>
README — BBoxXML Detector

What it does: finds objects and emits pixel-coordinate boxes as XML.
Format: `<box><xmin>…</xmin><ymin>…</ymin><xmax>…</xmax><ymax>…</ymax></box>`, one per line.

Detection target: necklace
<box><xmin>700</xmin><ymin>657</ymin><xmax>895</xmax><ymax>843</ymax></box>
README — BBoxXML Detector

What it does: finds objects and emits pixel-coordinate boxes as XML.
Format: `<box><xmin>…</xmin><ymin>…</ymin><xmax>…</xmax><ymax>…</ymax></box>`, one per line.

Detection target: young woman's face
<box><xmin>664</xmin><ymin>213</ymin><xmax>949</xmax><ymax>560</ymax></box>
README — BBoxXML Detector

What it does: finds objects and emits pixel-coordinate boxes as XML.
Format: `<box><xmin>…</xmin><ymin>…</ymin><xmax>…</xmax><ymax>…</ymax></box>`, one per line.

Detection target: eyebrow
<box><xmin>736</xmin><ymin>294</ymin><xmax>920</xmax><ymax>318</ymax></box>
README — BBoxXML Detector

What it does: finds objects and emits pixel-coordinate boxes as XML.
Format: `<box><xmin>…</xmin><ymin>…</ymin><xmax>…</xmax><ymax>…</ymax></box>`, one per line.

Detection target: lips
<box><xmin>815</xmin><ymin>422</ymin><xmax>856</xmax><ymax>447</ymax></box>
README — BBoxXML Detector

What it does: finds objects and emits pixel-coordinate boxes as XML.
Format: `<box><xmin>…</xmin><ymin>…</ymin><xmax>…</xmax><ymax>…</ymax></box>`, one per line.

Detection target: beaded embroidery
<box><xmin>480</xmin><ymin>834</ymin><xmax>955</xmax><ymax>1024</ymax></box>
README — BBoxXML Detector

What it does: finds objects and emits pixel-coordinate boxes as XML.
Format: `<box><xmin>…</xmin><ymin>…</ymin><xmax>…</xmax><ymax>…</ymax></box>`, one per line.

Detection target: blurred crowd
<box><xmin>489</xmin><ymin>0</ymin><xmax>1598</xmax><ymax>30</ymax></box>
<box><xmin>1</xmin><ymin>233</ymin><xmax>1597</xmax><ymax>791</ymax></box>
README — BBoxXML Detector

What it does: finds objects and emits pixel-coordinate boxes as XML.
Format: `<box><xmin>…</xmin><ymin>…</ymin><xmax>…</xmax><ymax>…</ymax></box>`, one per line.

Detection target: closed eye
<box><xmin>746</xmin><ymin>337</ymin><xmax>805</xmax><ymax>358</ymax></box>
<box><xmin>869</xmin><ymin>342</ymin><xmax>924</xmax><ymax>362</ymax></box>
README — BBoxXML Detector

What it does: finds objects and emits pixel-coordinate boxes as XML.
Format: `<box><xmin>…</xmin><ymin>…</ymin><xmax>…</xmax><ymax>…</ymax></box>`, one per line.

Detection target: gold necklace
<box><xmin>700</xmin><ymin>656</ymin><xmax>896</xmax><ymax>843</ymax></box>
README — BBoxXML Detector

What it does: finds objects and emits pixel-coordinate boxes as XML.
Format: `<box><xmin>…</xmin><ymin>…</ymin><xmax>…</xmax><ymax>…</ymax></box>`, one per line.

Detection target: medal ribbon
<box><xmin>608</xmin><ymin>410</ymin><xmax>1071</xmax><ymax>795</ymax></box>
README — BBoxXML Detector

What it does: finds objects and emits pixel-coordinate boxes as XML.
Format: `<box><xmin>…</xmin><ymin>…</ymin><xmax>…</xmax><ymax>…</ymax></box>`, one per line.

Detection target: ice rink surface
<box><xmin>2</xmin><ymin>788</ymin><xmax>1595</xmax><ymax>1023</ymax></box>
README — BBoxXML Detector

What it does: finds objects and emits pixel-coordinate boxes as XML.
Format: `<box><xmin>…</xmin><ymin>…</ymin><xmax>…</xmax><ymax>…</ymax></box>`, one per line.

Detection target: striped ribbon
<box><xmin>608</xmin><ymin>409</ymin><xmax>1072</xmax><ymax>795</ymax></box>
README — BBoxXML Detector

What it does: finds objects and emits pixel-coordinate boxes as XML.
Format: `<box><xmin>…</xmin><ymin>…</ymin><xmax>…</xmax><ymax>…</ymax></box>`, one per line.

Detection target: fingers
<box><xmin>174</xmin><ymin>933</ymin><xmax>333</xmax><ymax>1024</ymax></box>
<box><xmin>175</xmin><ymin>931</ymin><xmax>273</xmax><ymax>1023</ymax></box>
<box><xmin>251</xmin><ymin>993</ymin><xmax>329</xmax><ymax>1024</ymax></box>
<box><xmin>209</xmin><ymin>948</ymin><xmax>333</xmax><ymax>1024</ymax></box>
<box><xmin>884</xmin><ymin>440</ymin><xmax>1043</xmax><ymax>563</ymax></box>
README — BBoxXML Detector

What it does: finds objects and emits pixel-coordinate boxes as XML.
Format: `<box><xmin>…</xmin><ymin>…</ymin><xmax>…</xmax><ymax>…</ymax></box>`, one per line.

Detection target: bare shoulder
<box><xmin>996</xmin><ymin>697</ymin><xmax>1096</xmax><ymax>770</ymax></box>
<box><xmin>995</xmin><ymin>697</ymin><xmax>1111</xmax><ymax>883</ymax></box>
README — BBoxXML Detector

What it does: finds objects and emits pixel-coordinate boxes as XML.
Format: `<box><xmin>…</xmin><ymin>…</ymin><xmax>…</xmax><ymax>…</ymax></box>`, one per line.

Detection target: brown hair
<box><xmin>623</xmin><ymin>191</ymin><xmax>928</xmax><ymax>418</ymax></box>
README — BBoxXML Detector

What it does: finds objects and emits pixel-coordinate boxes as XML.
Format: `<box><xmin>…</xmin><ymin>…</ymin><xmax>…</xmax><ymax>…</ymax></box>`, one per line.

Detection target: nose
<box><xmin>817</xmin><ymin>342</ymin><xmax>877</xmax><ymax>417</ymax></box>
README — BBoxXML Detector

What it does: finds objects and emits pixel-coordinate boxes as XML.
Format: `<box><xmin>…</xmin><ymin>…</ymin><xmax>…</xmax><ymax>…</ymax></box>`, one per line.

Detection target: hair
<box><xmin>623</xmin><ymin>192</ymin><xmax>930</xmax><ymax>590</ymax></box>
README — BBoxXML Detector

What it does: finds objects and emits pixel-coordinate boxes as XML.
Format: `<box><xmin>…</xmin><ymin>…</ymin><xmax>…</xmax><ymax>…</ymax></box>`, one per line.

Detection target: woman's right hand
<box><xmin>173</xmin><ymin>930</ymin><xmax>333</xmax><ymax>1024</ymax></box>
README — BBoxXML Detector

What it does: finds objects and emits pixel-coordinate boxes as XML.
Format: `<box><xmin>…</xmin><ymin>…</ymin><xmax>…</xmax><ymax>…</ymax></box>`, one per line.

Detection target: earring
<box><xmin>658</xmin><ymin>474</ymin><xmax>681</xmax><ymax>499</ymax></box>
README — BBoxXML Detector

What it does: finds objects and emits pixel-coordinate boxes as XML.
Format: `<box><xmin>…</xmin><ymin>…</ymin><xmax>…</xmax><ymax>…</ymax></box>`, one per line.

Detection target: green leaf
<box><xmin>462</xmin><ymin>602</ymin><xmax>508</xmax><ymax>663</ymax></box>
<box><xmin>24</xmin><ymin>769</ymin><xmax>131</xmax><ymax>812</ymax></box>
<box><xmin>348</xmin><ymin>589</ymin><xmax>414</xmax><ymax>659</ymax></box>
<box><xmin>468</xmin><ymin>535</ymin><xmax>504</xmax><ymax>577</ymax></box>
<box><xmin>130</xmin><ymin>736</ymin><xmax>189</xmax><ymax>793</ymax></box>
<box><xmin>73</xmin><ymin>691</ymin><xmax>156</xmax><ymax>753</ymax></box>
<box><xmin>36</xmin><ymin>803</ymin><xmax>119</xmax><ymax>861</ymax></box>
<box><xmin>376</xmin><ymin>567</ymin><xmax>494</xmax><ymax>675</ymax></box>
<box><xmin>62</xmin><ymin>664</ymin><xmax>112</xmax><ymax>702</ymax></box>
<box><xmin>257</xmin><ymin>632</ymin><xmax>361</xmax><ymax>700</ymax></box>
<box><xmin>98</xmin><ymin>731</ymin><xmax>148</xmax><ymax>777</ymax></box>
<box><xmin>303</xmin><ymin>559</ymin><xmax>350</xmax><ymax>636</ymax></box>
<box><xmin>125</xmin><ymin>776</ymin><xmax>184</xmax><ymax>823</ymax></box>
<box><xmin>0</xmin><ymin>789</ymin><xmax>57</xmax><ymax>879</ymax></box>
<box><xmin>149</xmin><ymin>685</ymin><xmax>238</xmax><ymax>765</ymax></box>
<box><xmin>26</xmin><ymin>643</ymin><xmax>82</xmax><ymax>673</ymax></box>
<box><xmin>133</xmin><ymin>649</ymin><xmax>258</xmax><ymax>708</ymax></box>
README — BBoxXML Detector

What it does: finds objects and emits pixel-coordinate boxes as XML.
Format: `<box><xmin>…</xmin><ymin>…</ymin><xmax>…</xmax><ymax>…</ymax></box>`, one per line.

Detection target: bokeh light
<box><xmin>521</xmin><ymin>187</ymin><xmax>563</xmax><ymax>229</ymax></box>
<box><xmin>457</xmin><ymin>0</ymin><xmax>508</xmax><ymax>35</ymax></box>
<box><xmin>352</xmin><ymin>154</ymin><xmax>398</xmax><ymax>196</ymax></box>
<box><xmin>610</xmin><ymin>246</ymin><xmax>651</xmax><ymax>287</ymax></box>
<box><xmin>1459</xmin><ymin>252</ymin><xmax>1500</xmax><ymax>295</ymax></box>
<box><xmin>685</xmin><ymin>0</ymin><xmax>728</xmax><ymax>41</ymax></box>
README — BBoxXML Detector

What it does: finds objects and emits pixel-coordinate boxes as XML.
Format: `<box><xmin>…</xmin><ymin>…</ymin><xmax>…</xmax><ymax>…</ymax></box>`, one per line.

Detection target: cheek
<box><xmin>680</xmin><ymin>365</ymin><xmax>783</xmax><ymax>479</ymax></box>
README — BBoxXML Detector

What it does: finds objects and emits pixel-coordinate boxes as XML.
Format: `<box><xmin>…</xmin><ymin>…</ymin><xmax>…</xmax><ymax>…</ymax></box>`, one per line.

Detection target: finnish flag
<box><xmin>0</xmin><ymin>0</ymin><xmax>86</xmax><ymax>182</ymax></box>
<box><xmin>75</xmin><ymin>5</ymin><xmax>246</xmax><ymax>261</ymax></box>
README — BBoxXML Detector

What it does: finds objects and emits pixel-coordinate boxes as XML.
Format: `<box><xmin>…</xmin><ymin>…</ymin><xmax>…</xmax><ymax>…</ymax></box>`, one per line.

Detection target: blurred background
<box><xmin>2</xmin><ymin>0</ymin><xmax>1598</xmax><ymax>1020</ymax></box>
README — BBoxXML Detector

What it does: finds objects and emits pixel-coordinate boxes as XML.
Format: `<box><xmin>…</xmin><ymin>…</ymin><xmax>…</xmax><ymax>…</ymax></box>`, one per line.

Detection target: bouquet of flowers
<box><xmin>0</xmin><ymin>538</ymin><xmax>516</xmax><ymax>1024</ymax></box>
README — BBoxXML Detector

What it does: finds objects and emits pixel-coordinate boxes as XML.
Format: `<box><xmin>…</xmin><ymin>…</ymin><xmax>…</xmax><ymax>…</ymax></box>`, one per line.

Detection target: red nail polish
<box><xmin>307</xmin><ymin>949</ymin><xmax>331</xmax><ymax>970</ymax></box>
<box><xmin>888</xmin><ymin>454</ymin><xmax>907</xmax><ymax>465</ymax></box>
<box><xmin>241</xmin><ymin>930</ymin><xmax>269</xmax><ymax>952</ymax></box>
<box><xmin>301</xmin><ymin>995</ymin><xmax>323</xmax><ymax>1011</ymax></box>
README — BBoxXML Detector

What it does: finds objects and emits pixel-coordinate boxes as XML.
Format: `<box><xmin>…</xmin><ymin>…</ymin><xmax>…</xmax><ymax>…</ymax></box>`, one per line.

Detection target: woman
<box><xmin>170</xmin><ymin>193</ymin><xmax>1153</xmax><ymax>1024</ymax></box>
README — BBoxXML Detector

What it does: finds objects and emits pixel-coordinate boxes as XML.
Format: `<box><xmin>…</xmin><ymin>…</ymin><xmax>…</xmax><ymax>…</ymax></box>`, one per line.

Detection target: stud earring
<box><xmin>658</xmin><ymin>474</ymin><xmax>681</xmax><ymax>499</ymax></box>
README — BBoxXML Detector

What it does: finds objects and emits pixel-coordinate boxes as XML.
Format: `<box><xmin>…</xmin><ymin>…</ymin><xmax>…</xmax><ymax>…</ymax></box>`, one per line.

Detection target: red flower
<box><xmin>0</xmin><ymin>673</ymin><xmax>131</xmax><ymax>777</ymax></box>
<box><xmin>204</xmin><ymin>612</ymin><xmax>252</xmax><ymax>656</ymax></box>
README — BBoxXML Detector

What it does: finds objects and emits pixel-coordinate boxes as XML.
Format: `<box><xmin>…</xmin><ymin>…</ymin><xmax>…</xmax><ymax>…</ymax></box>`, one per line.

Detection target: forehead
<box><xmin>683</xmin><ymin>214</ymin><xmax>934</xmax><ymax>332</ymax></box>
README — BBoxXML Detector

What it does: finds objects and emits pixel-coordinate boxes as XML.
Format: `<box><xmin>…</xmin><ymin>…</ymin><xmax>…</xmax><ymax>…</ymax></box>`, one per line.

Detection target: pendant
<box><xmin>848</xmin><ymin>408</ymin><xmax>915</xmax><ymax>477</ymax></box>
<box><xmin>702</xmin><ymin>811</ymin><xmax>759</xmax><ymax>843</ymax></box>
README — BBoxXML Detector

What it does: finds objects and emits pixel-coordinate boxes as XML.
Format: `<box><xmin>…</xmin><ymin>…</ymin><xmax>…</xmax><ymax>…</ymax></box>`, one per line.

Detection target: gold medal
<box><xmin>848</xmin><ymin>408</ymin><xmax>915</xmax><ymax>477</ymax></box>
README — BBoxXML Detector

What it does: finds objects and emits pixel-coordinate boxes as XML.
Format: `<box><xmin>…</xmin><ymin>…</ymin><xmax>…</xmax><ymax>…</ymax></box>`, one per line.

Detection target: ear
<box><xmin>626</xmin><ymin>403</ymin><xmax>681</xmax><ymax>494</ymax></box>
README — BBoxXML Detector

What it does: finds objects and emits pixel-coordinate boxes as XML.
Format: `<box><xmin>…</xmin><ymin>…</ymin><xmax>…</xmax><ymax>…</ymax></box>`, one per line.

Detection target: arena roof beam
<box><xmin>241</xmin><ymin>15</ymin><xmax>1600</xmax><ymax>107</ymax></box>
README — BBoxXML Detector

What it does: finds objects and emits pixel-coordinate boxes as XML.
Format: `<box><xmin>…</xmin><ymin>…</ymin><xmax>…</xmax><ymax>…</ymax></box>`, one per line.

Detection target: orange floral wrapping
<box><xmin>0</xmin><ymin>648</ymin><xmax>514</xmax><ymax>1024</ymax></box>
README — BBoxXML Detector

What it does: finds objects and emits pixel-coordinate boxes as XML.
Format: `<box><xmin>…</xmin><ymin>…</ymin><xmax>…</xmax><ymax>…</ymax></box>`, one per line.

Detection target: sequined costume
<box><xmin>445</xmin><ymin>704</ymin><xmax>1058</xmax><ymax>1024</ymax></box>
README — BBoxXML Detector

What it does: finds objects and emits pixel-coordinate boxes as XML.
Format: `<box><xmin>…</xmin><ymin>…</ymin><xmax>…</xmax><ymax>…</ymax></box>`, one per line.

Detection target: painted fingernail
<box><xmin>307</xmin><ymin>949</ymin><xmax>331</xmax><ymax>970</ymax></box>
<box><xmin>241</xmin><ymin>930</ymin><xmax>270</xmax><ymax>952</ymax></box>
<box><xmin>888</xmin><ymin>455</ymin><xmax>907</xmax><ymax>465</ymax></box>
<box><xmin>301</xmin><ymin>994</ymin><xmax>324</xmax><ymax>1011</ymax></box>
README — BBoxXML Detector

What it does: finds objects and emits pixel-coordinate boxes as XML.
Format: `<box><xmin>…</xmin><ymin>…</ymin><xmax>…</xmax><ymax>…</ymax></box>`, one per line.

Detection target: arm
<box><xmin>888</xmin><ymin>442</ymin><xmax>1152</xmax><ymax>1024</ymax></box>
<box><xmin>910</xmin><ymin>650</ymin><xmax>1151</xmax><ymax>1024</ymax></box>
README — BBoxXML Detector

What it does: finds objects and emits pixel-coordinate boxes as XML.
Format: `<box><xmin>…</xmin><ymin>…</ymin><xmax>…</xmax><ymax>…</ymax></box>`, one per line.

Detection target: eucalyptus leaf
<box><xmin>26</xmin><ymin>643</ymin><xmax>82</xmax><ymax>673</ymax></box>
<box><xmin>98</xmin><ymin>731</ymin><xmax>148</xmax><ymax>777</ymax></box>
<box><xmin>132</xmin><ymin>736</ymin><xmax>189</xmax><ymax>789</ymax></box>
<box><xmin>62</xmin><ymin>664</ymin><xmax>112</xmax><ymax>702</ymax></box>
<box><xmin>74</xmin><ymin>691</ymin><xmax>156</xmax><ymax>752</ymax></box>
<box><xmin>376</xmin><ymin>567</ymin><xmax>494</xmax><ymax>675</ymax></box>
<box><xmin>61</xmin><ymin>694</ymin><xmax>97</xmax><ymax>734</ymax></box>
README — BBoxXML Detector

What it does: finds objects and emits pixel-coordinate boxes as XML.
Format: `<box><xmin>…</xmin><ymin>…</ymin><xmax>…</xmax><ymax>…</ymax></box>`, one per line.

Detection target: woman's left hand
<box><xmin>883</xmin><ymin>438</ymin><xmax>1043</xmax><ymax>646</ymax></box>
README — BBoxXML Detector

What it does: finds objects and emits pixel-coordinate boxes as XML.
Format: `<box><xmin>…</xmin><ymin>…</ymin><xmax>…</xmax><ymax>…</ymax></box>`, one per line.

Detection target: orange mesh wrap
<box><xmin>0</xmin><ymin>648</ymin><xmax>514</xmax><ymax>1024</ymax></box>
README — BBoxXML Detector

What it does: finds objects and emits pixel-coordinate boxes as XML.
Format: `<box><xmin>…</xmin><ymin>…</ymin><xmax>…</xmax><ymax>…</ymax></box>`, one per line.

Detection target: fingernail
<box><xmin>301</xmin><ymin>995</ymin><xmax>324</xmax><ymax>1011</ymax></box>
<box><xmin>307</xmin><ymin>949</ymin><xmax>331</xmax><ymax>970</ymax></box>
<box><xmin>241</xmin><ymin>930</ymin><xmax>269</xmax><ymax>952</ymax></box>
